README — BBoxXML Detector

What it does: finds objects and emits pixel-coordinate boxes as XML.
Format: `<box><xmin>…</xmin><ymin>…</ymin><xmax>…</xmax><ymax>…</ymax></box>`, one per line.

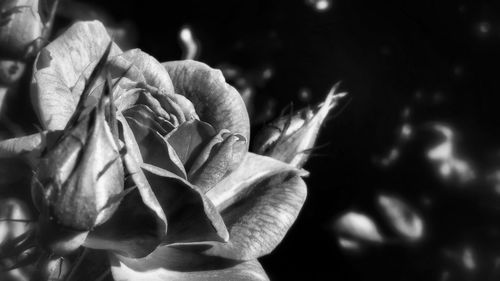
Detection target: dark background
<box><xmin>8</xmin><ymin>0</ymin><xmax>500</xmax><ymax>280</ymax></box>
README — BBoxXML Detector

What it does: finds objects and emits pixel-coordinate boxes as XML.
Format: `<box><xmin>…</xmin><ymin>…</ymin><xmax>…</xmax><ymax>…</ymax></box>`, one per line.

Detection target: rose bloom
<box><xmin>0</xmin><ymin>21</ymin><xmax>307</xmax><ymax>281</ymax></box>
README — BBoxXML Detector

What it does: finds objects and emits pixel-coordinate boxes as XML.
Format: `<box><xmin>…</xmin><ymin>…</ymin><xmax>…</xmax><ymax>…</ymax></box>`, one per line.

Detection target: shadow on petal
<box><xmin>84</xmin><ymin>188</ymin><xmax>162</xmax><ymax>258</ymax></box>
<box><xmin>166</xmin><ymin>119</ymin><xmax>216</xmax><ymax>171</ymax></box>
<box><xmin>126</xmin><ymin>117</ymin><xmax>186</xmax><ymax>179</ymax></box>
<box><xmin>110</xmin><ymin>247</ymin><xmax>269</xmax><ymax>281</ymax></box>
<box><xmin>141</xmin><ymin>165</ymin><xmax>228</xmax><ymax>244</ymax></box>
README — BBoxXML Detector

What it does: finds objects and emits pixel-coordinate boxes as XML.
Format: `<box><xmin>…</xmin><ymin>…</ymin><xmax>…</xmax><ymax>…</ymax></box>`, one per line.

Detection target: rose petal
<box><xmin>126</xmin><ymin>117</ymin><xmax>186</xmax><ymax>179</ymax></box>
<box><xmin>110</xmin><ymin>247</ymin><xmax>269</xmax><ymax>281</ymax></box>
<box><xmin>163</xmin><ymin>60</ymin><xmax>250</xmax><ymax>165</ymax></box>
<box><xmin>32</xmin><ymin>20</ymin><xmax>122</xmax><ymax>130</ymax></box>
<box><xmin>123</xmin><ymin>104</ymin><xmax>175</xmax><ymax>135</ymax></box>
<box><xmin>71</xmin><ymin>54</ymin><xmax>145</xmax><ymax>111</ymax></box>
<box><xmin>120</xmin><ymin>49</ymin><xmax>174</xmax><ymax>93</ymax></box>
<box><xmin>0</xmin><ymin>0</ymin><xmax>43</xmax><ymax>58</ymax></box>
<box><xmin>202</xmin><ymin>172</ymin><xmax>307</xmax><ymax>260</ymax></box>
<box><xmin>189</xmin><ymin>133</ymin><xmax>246</xmax><ymax>193</ymax></box>
<box><xmin>166</xmin><ymin>119</ymin><xmax>216</xmax><ymax>170</ymax></box>
<box><xmin>206</xmin><ymin>153</ymin><xmax>307</xmax><ymax>210</ymax></box>
<box><xmin>84</xmin><ymin>188</ymin><xmax>164</xmax><ymax>258</ymax></box>
<box><xmin>141</xmin><ymin>164</ymin><xmax>228</xmax><ymax>244</ymax></box>
<box><xmin>117</xmin><ymin>115</ymin><xmax>168</xmax><ymax>241</ymax></box>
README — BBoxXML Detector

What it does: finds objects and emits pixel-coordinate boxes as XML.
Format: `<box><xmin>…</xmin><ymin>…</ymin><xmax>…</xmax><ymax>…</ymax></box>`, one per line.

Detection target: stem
<box><xmin>94</xmin><ymin>269</ymin><xmax>111</xmax><ymax>281</ymax></box>
<box><xmin>64</xmin><ymin>248</ymin><xmax>88</xmax><ymax>281</ymax></box>
<box><xmin>41</xmin><ymin>0</ymin><xmax>60</xmax><ymax>40</ymax></box>
<box><xmin>0</xmin><ymin>219</ymin><xmax>34</xmax><ymax>223</ymax></box>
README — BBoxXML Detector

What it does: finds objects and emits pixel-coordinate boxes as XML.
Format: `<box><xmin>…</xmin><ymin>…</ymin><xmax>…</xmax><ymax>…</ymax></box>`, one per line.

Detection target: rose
<box><xmin>253</xmin><ymin>84</ymin><xmax>347</xmax><ymax>169</ymax></box>
<box><xmin>0</xmin><ymin>20</ymin><xmax>308</xmax><ymax>281</ymax></box>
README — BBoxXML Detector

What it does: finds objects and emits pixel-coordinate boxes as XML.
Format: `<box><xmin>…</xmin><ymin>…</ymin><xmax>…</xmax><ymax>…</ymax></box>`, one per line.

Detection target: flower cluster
<box><xmin>0</xmin><ymin>20</ymin><xmax>325</xmax><ymax>281</ymax></box>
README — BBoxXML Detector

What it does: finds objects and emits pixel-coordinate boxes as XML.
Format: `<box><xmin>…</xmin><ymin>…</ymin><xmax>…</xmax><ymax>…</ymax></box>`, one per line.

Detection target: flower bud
<box><xmin>0</xmin><ymin>0</ymin><xmax>44</xmax><ymax>58</ymax></box>
<box><xmin>33</xmin><ymin>94</ymin><xmax>124</xmax><ymax>255</ymax></box>
<box><xmin>253</xmin><ymin>84</ymin><xmax>347</xmax><ymax>168</ymax></box>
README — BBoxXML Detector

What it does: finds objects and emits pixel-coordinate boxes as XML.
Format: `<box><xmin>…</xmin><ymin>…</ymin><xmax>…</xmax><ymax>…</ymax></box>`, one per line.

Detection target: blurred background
<box><xmin>2</xmin><ymin>0</ymin><xmax>500</xmax><ymax>280</ymax></box>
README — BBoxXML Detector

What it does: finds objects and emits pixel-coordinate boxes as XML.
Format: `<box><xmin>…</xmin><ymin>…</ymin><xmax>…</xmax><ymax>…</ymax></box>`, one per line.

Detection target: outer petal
<box><xmin>110</xmin><ymin>247</ymin><xmax>269</xmax><ymax>281</ymax></box>
<box><xmin>84</xmin><ymin>188</ymin><xmax>164</xmax><ymax>258</ymax></box>
<box><xmin>202</xmin><ymin>153</ymin><xmax>307</xmax><ymax>260</ymax></box>
<box><xmin>142</xmin><ymin>164</ymin><xmax>229</xmax><ymax>244</ymax></box>
<box><xmin>120</xmin><ymin>49</ymin><xmax>174</xmax><ymax>93</ymax></box>
<box><xmin>117</xmin><ymin>115</ymin><xmax>168</xmax><ymax>241</ymax></box>
<box><xmin>163</xmin><ymin>60</ymin><xmax>249</xmax><ymax>166</ymax></box>
<box><xmin>189</xmin><ymin>132</ymin><xmax>246</xmax><ymax>193</ymax></box>
<box><xmin>31</xmin><ymin>20</ymin><xmax>121</xmax><ymax>130</ymax></box>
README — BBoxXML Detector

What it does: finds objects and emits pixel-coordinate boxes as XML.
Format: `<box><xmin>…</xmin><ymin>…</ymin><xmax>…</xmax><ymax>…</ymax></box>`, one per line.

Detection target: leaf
<box><xmin>36</xmin><ymin>95</ymin><xmax>124</xmax><ymax>231</ymax></box>
<box><xmin>166</xmin><ymin>119</ymin><xmax>216</xmax><ymax>171</ymax></box>
<box><xmin>110</xmin><ymin>247</ymin><xmax>269</xmax><ymax>281</ymax></box>
<box><xmin>84</xmin><ymin>188</ymin><xmax>164</xmax><ymax>258</ymax></box>
<box><xmin>32</xmin><ymin>20</ymin><xmax>122</xmax><ymax>130</ymax></box>
<box><xmin>119</xmin><ymin>49</ymin><xmax>174</xmax><ymax>94</ymax></box>
<box><xmin>163</xmin><ymin>60</ymin><xmax>250</xmax><ymax>165</ymax></box>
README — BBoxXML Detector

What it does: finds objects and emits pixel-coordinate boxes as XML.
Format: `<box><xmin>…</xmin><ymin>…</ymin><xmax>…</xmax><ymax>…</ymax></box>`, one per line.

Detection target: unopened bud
<box><xmin>0</xmin><ymin>0</ymin><xmax>44</xmax><ymax>58</ymax></box>
<box><xmin>33</xmin><ymin>95</ymin><xmax>124</xmax><ymax>255</ymax></box>
<box><xmin>253</xmin><ymin>83</ymin><xmax>347</xmax><ymax>168</ymax></box>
